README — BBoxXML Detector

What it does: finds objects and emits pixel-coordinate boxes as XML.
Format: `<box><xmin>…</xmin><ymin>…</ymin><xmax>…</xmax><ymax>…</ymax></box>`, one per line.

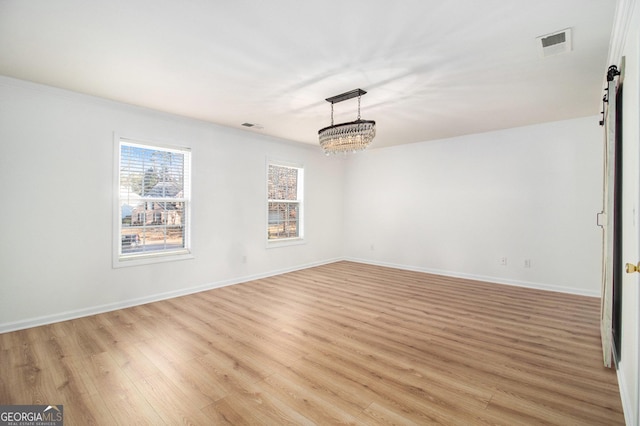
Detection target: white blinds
<box><xmin>119</xmin><ymin>139</ymin><xmax>191</xmax><ymax>258</ymax></box>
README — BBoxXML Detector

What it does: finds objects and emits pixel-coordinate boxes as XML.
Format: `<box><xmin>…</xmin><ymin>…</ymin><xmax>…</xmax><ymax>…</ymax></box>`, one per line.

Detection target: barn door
<box><xmin>599</xmin><ymin>64</ymin><xmax>621</xmax><ymax>368</ymax></box>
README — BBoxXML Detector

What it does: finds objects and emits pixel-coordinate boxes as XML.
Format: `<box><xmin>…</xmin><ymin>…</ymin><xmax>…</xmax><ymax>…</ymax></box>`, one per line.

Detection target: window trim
<box><xmin>113</xmin><ymin>134</ymin><xmax>193</xmax><ymax>268</ymax></box>
<box><xmin>266</xmin><ymin>158</ymin><xmax>305</xmax><ymax>248</ymax></box>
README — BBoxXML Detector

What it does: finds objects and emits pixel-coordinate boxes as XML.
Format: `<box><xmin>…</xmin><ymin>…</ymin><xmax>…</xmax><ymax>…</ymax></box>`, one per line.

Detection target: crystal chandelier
<box><xmin>318</xmin><ymin>88</ymin><xmax>376</xmax><ymax>155</ymax></box>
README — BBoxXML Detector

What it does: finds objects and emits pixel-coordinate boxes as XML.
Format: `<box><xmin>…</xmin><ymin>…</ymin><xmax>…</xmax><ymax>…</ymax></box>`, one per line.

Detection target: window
<box><xmin>115</xmin><ymin>137</ymin><xmax>192</xmax><ymax>266</ymax></box>
<box><xmin>267</xmin><ymin>162</ymin><xmax>303</xmax><ymax>243</ymax></box>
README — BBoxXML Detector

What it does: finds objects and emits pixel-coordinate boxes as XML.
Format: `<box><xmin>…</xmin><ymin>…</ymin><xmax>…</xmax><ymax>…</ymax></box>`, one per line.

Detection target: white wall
<box><xmin>0</xmin><ymin>76</ymin><xmax>609</xmax><ymax>327</ymax></box>
<box><xmin>344</xmin><ymin>116</ymin><xmax>604</xmax><ymax>296</ymax></box>
<box><xmin>0</xmin><ymin>77</ymin><xmax>345</xmax><ymax>331</ymax></box>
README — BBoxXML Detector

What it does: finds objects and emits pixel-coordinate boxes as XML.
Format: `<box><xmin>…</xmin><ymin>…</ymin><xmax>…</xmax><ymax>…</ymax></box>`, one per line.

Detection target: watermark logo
<box><xmin>0</xmin><ymin>405</ymin><xmax>63</xmax><ymax>426</ymax></box>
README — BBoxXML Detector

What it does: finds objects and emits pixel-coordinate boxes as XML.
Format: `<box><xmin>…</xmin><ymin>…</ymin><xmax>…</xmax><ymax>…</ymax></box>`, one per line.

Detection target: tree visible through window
<box><xmin>118</xmin><ymin>139</ymin><xmax>191</xmax><ymax>260</ymax></box>
<box><xmin>268</xmin><ymin>163</ymin><xmax>303</xmax><ymax>241</ymax></box>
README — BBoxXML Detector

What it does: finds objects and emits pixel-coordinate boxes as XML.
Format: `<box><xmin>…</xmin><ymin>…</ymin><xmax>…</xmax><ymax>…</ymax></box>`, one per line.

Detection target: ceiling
<box><xmin>0</xmin><ymin>0</ymin><xmax>617</xmax><ymax>149</ymax></box>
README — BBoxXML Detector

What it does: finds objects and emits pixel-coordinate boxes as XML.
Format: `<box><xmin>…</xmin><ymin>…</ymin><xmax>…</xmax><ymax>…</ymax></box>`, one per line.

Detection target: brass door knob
<box><xmin>626</xmin><ymin>262</ymin><xmax>640</xmax><ymax>273</ymax></box>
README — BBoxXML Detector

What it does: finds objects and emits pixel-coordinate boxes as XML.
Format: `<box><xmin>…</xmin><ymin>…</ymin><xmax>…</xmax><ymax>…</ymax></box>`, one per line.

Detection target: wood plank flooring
<box><xmin>0</xmin><ymin>261</ymin><xmax>624</xmax><ymax>425</ymax></box>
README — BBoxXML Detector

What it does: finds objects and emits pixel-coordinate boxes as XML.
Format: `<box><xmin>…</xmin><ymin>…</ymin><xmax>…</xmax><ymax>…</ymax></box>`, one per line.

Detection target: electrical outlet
<box><xmin>500</xmin><ymin>257</ymin><xmax>507</xmax><ymax>266</ymax></box>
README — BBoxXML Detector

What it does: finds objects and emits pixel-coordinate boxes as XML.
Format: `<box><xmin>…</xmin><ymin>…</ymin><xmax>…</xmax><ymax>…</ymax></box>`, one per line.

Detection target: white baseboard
<box><xmin>345</xmin><ymin>257</ymin><xmax>600</xmax><ymax>298</ymax></box>
<box><xmin>0</xmin><ymin>258</ymin><xmax>342</xmax><ymax>334</ymax></box>
<box><xmin>617</xmin><ymin>364</ymin><xmax>638</xmax><ymax>426</ymax></box>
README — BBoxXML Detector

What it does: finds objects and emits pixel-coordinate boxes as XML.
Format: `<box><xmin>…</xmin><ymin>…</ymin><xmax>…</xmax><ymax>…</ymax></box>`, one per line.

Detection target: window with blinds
<box><xmin>116</xmin><ymin>138</ymin><xmax>191</xmax><ymax>264</ymax></box>
<box><xmin>267</xmin><ymin>163</ymin><xmax>303</xmax><ymax>242</ymax></box>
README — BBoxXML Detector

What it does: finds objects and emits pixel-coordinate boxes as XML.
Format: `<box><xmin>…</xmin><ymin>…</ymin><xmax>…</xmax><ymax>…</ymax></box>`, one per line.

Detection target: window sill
<box><xmin>113</xmin><ymin>250</ymin><xmax>194</xmax><ymax>268</ymax></box>
<box><xmin>266</xmin><ymin>237</ymin><xmax>306</xmax><ymax>249</ymax></box>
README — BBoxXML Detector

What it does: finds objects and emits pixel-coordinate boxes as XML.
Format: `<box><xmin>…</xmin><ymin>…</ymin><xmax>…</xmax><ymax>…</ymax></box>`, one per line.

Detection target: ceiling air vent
<box><xmin>537</xmin><ymin>28</ymin><xmax>572</xmax><ymax>57</ymax></box>
<box><xmin>241</xmin><ymin>122</ymin><xmax>263</xmax><ymax>130</ymax></box>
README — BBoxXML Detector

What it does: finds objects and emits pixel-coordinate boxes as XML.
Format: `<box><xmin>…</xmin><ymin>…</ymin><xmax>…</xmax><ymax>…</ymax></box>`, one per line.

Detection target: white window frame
<box><xmin>266</xmin><ymin>159</ymin><xmax>305</xmax><ymax>248</ymax></box>
<box><xmin>113</xmin><ymin>135</ymin><xmax>193</xmax><ymax>268</ymax></box>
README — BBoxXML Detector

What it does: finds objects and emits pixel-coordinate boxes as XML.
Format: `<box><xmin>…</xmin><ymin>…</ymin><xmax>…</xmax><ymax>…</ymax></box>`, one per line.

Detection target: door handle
<box><xmin>625</xmin><ymin>262</ymin><xmax>640</xmax><ymax>273</ymax></box>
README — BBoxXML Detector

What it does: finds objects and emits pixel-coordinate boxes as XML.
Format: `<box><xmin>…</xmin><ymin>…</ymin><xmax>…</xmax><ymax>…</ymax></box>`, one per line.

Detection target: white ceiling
<box><xmin>0</xmin><ymin>0</ymin><xmax>617</xmax><ymax>149</ymax></box>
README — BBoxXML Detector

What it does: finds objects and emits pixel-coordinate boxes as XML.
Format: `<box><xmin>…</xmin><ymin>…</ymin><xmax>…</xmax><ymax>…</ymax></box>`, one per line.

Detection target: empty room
<box><xmin>1</xmin><ymin>0</ymin><xmax>639</xmax><ymax>425</ymax></box>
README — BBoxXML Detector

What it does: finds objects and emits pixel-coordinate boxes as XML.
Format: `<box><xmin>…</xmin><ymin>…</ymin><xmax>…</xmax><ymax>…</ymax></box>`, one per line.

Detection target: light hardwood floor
<box><xmin>0</xmin><ymin>261</ymin><xmax>624</xmax><ymax>425</ymax></box>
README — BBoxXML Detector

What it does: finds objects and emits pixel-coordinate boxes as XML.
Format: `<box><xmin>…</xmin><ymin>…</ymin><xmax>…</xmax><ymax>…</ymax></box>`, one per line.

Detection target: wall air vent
<box><xmin>537</xmin><ymin>28</ymin><xmax>572</xmax><ymax>57</ymax></box>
